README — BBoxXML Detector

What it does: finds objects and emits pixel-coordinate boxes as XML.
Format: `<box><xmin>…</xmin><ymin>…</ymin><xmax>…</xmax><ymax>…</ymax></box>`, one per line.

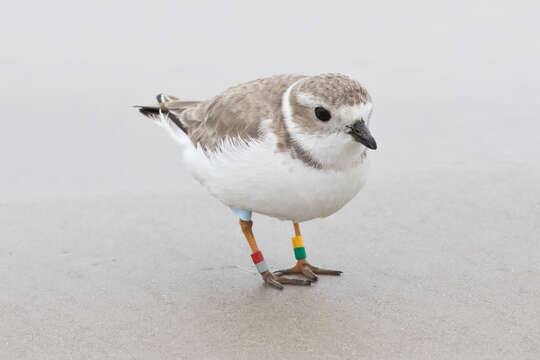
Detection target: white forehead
<box><xmin>336</xmin><ymin>102</ymin><xmax>374</xmax><ymax>122</ymax></box>
<box><xmin>296</xmin><ymin>91</ymin><xmax>374</xmax><ymax>122</ymax></box>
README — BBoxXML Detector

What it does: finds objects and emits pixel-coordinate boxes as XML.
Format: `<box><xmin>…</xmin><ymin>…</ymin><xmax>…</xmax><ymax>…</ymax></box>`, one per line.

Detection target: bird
<box><xmin>136</xmin><ymin>73</ymin><xmax>377</xmax><ymax>290</ymax></box>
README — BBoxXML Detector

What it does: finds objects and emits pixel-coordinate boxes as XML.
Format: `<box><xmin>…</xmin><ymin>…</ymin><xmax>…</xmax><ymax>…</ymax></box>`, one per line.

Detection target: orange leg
<box><xmin>274</xmin><ymin>222</ymin><xmax>343</xmax><ymax>281</ymax></box>
<box><xmin>239</xmin><ymin>219</ymin><xmax>311</xmax><ymax>290</ymax></box>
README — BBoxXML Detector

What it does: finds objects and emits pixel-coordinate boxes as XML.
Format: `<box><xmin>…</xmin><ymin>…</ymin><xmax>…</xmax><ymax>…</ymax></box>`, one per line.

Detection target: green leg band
<box><xmin>294</xmin><ymin>247</ymin><xmax>306</xmax><ymax>260</ymax></box>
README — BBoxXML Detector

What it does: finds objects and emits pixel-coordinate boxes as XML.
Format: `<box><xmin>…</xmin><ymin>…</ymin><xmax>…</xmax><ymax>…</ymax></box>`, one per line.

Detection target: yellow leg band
<box><xmin>292</xmin><ymin>236</ymin><xmax>304</xmax><ymax>248</ymax></box>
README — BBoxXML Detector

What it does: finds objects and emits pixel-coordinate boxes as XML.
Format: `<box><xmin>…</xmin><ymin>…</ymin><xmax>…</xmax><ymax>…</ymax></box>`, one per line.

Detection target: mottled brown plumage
<box><xmin>183</xmin><ymin>74</ymin><xmax>304</xmax><ymax>150</ymax></box>
<box><xmin>139</xmin><ymin>73</ymin><xmax>372</xmax><ymax>168</ymax></box>
<box><xmin>294</xmin><ymin>73</ymin><xmax>371</xmax><ymax>107</ymax></box>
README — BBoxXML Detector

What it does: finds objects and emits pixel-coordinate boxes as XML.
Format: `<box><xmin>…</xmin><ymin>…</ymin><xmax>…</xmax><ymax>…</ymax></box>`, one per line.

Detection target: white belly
<box><xmin>182</xmin><ymin>136</ymin><xmax>369</xmax><ymax>222</ymax></box>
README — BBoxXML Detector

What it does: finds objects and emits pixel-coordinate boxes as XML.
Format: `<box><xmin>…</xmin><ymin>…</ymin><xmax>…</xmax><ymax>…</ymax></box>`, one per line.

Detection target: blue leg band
<box><xmin>231</xmin><ymin>208</ymin><xmax>252</xmax><ymax>221</ymax></box>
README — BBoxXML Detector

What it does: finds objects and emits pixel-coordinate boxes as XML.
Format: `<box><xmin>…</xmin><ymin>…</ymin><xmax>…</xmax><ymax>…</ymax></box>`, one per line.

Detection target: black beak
<box><xmin>347</xmin><ymin>120</ymin><xmax>377</xmax><ymax>150</ymax></box>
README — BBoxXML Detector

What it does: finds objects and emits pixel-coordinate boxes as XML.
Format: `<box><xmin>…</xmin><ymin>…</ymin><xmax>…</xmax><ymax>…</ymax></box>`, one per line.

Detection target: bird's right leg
<box><xmin>238</xmin><ymin>219</ymin><xmax>312</xmax><ymax>290</ymax></box>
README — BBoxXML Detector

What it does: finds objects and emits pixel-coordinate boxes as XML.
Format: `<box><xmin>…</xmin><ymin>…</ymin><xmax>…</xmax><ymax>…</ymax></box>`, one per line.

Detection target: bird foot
<box><xmin>274</xmin><ymin>260</ymin><xmax>343</xmax><ymax>282</ymax></box>
<box><xmin>261</xmin><ymin>271</ymin><xmax>312</xmax><ymax>290</ymax></box>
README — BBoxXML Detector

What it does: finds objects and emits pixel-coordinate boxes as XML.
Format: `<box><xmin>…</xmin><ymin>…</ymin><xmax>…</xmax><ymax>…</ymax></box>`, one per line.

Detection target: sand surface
<box><xmin>2</xmin><ymin>157</ymin><xmax>539</xmax><ymax>359</ymax></box>
<box><xmin>2</xmin><ymin>1</ymin><xmax>540</xmax><ymax>358</ymax></box>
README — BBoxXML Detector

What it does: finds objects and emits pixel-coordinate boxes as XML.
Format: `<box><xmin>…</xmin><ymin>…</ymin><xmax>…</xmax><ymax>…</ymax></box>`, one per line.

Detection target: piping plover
<box><xmin>136</xmin><ymin>73</ymin><xmax>377</xmax><ymax>289</ymax></box>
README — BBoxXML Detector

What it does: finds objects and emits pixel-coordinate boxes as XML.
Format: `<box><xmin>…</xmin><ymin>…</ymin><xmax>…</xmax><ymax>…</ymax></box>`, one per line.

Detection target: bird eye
<box><xmin>314</xmin><ymin>107</ymin><xmax>331</xmax><ymax>122</ymax></box>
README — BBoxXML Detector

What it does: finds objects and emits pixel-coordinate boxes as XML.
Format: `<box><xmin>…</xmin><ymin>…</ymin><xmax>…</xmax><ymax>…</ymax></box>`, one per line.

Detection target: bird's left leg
<box><xmin>274</xmin><ymin>222</ymin><xmax>343</xmax><ymax>281</ymax></box>
<box><xmin>233</xmin><ymin>209</ymin><xmax>311</xmax><ymax>290</ymax></box>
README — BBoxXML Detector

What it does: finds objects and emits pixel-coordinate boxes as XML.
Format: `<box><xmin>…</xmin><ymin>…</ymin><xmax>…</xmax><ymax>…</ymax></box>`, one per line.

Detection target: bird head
<box><xmin>282</xmin><ymin>73</ymin><xmax>377</xmax><ymax>170</ymax></box>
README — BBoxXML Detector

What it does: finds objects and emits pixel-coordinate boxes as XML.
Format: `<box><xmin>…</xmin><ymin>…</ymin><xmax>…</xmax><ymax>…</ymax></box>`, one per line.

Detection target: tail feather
<box><xmin>156</xmin><ymin>93</ymin><xmax>178</xmax><ymax>103</ymax></box>
<box><xmin>137</xmin><ymin>105</ymin><xmax>187</xmax><ymax>134</ymax></box>
<box><xmin>138</xmin><ymin>106</ymin><xmax>160</xmax><ymax>118</ymax></box>
<box><xmin>136</xmin><ymin>92</ymin><xmax>200</xmax><ymax>135</ymax></box>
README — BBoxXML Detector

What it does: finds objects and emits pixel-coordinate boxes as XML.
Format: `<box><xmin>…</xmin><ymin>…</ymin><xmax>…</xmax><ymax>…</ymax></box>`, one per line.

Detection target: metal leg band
<box><xmin>255</xmin><ymin>260</ymin><xmax>269</xmax><ymax>273</ymax></box>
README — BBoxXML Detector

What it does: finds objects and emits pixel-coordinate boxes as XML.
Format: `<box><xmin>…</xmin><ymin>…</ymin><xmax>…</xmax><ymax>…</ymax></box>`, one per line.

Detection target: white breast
<box><xmin>180</xmin><ymin>132</ymin><xmax>369</xmax><ymax>222</ymax></box>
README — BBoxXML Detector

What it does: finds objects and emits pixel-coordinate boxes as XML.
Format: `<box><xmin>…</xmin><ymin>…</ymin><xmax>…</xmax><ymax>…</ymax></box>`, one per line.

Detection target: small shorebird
<box><xmin>136</xmin><ymin>73</ymin><xmax>377</xmax><ymax>289</ymax></box>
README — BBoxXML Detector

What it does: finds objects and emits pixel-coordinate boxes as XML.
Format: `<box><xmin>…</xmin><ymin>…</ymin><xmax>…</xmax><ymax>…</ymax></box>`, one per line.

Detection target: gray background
<box><xmin>1</xmin><ymin>1</ymin><xmax>539</xmax><ymax>359</ymax></box>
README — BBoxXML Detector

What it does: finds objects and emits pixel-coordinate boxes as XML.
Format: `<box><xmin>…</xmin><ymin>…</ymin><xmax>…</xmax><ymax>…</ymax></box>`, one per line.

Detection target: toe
<box><xmin>273</xmin><ymin>268</ymin><xmax>295</xmax><ymax>276</ymax></box>
<box><xmin>311</xmin><ymin>266</ymin><xmax>343</xmax><ymax>276</ymax></box>
<box><xmin>301</xmin><ymin>265</ymin><xmax>318</xmax><ymax>281</ymax></box>
<box><xmin>277</xmin><ymin>276</ymin><xmax>312</xmax><ymax>286</ymax></box>
<box><xmin>265</xmin><ymin>276</ymin><xmax>284</xmax><ymax>290</ymax></box>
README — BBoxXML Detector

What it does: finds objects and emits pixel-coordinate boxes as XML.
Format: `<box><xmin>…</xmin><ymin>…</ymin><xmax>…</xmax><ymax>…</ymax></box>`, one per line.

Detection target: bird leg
<box><xmin>273</xmin><ymin>222</ymin><xmax>343</xmax><ymax>281</ymax></box>
<box><xmin>239</xmin><ymin>219</ymin><xmax>311</xmax><ymax>290</ymax></box>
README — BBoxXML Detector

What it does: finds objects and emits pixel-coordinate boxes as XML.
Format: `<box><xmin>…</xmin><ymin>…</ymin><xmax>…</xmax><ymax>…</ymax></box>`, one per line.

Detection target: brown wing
<box><xmin>184</xmin><ymin>74</ymin><xmax>305</xmax><ymax>151</ymax></box>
